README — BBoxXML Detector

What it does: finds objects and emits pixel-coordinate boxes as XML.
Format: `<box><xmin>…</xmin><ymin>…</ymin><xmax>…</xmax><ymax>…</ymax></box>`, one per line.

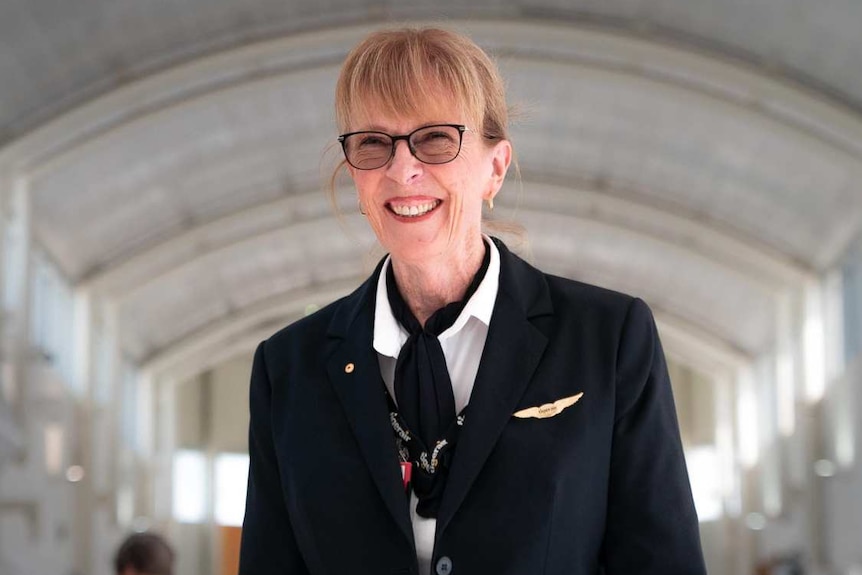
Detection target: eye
<box><xmin>413</xmin><ymin>129</ymin><xmax>457</xmax><ymax>145</ymax></box>
<box><xmin>356</xmin><ymin>134</ymin><xmax>390</xmax><ymax>148</ymax></box>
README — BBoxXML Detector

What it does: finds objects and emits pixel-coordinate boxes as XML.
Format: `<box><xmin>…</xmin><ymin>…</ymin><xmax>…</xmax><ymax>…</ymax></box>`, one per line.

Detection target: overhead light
<box><xmin>66</xmin><ymin>465</ymin><xmax>85</xmax><ymax>483</ymax></box>
<box><xmin>813</xmin><ymin>459</ymin><xmax>836</xmax><ymax>478</ymax></box>
<box><xmin>745</xmin><ymin>512</ymin><xmax>766</xmax><ymax>531</ymax></box>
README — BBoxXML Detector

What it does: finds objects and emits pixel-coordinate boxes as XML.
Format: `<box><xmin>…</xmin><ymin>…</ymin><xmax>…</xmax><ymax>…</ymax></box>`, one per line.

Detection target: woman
<box><xmin>240</xmin><ymin>27</ymin><xmax>706</xmax><ymax>575</ymax></box>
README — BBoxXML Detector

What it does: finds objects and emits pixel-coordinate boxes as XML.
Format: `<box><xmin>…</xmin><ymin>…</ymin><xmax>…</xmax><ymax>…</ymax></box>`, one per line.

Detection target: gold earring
<box><xmin>487</xmin><ymin>197</ymin><xmax>494</xmax><ymax>211</ymax></box>
<box><xmin>359</xmin><ymin>201</ymin><xmax>367</xmax><ymax>215</ymax></box>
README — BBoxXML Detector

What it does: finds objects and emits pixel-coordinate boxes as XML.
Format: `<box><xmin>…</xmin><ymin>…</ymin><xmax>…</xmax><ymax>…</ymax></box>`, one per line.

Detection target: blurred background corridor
<box><xmin>1</xmin><ymin>2</ymin><xmax>861</xmax><ymax>574</ymax></box>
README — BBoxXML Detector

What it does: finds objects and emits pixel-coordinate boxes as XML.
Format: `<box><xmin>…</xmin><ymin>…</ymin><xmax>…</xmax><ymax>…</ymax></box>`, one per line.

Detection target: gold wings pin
<box><xmin>513</xmin><ymin>392</ymin><xmax>584</xmax><ymax>419</ymax></box>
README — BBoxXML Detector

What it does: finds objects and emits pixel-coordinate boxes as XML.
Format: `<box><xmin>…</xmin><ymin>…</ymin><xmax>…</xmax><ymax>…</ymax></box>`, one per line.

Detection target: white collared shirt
<box><xmin>373</xmin><ymin>236</ymin><xmax>500</xmax><ymax>574</ymax></box>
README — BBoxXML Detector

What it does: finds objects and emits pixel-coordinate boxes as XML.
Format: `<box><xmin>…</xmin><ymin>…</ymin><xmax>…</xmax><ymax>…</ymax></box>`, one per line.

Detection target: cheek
<box><xmin>352</xmin><ymin>173</ymin><xmax>379</xmax><ymax>204</ymax></box>
<box><xmin>458</xmin><ymin>171</ymin><xmax>490</xmax><ymax>209</ymax></box>
<box><xmin>444</xmin><ymin>175</ymin><xmax>485</xmax><ymax>232</ymax></box>
<box><xmin>351</xmin><ymin>175</ymin><xmax>387</xmax><ymax>231</ymax></box>
<box><xmin>454</xmin><ymin>148</ymin><xmax>496</xmax><ymax>199</ymax></box>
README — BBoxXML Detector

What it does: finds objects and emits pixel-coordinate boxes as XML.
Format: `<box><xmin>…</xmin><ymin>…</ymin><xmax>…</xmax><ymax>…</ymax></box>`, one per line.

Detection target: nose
<box><xmin>385</xmin><ymin>139</ymin><xmax>423</xmax><ymax>184</ymax></box>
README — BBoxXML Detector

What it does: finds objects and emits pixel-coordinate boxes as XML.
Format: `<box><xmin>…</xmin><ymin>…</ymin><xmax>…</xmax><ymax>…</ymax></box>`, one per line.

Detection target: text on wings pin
<box><xmin>513</xmin><ymin>392</ymin><xmax>584</xmax><ymax>419</ymax></box>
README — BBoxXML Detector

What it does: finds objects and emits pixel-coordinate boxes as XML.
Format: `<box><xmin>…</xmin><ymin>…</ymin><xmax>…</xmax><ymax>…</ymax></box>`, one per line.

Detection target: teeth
<box><xmin>391</xmin><ymin>201</ymin><xmax>439</xmax><ymax>217</ymax></box>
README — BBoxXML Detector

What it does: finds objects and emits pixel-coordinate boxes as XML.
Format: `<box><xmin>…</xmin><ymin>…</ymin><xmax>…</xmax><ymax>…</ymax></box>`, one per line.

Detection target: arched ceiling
<box><xmin>2</xmin><ymin>0</ymin><xmax>862</xmax><ymax>142</ymax></box>
<box><xmin>3</xmin><ymin>16</ymin><xmax>859</xmax><ymax>379</ymax></box>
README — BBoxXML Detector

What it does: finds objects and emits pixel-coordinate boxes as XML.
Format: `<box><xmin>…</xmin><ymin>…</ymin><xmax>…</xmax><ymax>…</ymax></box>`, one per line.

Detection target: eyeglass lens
<box><xmin>341</xmin><ymin>125</ymin><xmax>463</xmax><ymax>170</ymax></box>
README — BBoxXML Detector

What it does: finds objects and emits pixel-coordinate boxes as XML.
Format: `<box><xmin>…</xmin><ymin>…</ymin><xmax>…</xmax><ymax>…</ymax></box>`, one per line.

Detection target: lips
<box><xmin>386</xmin><ymin>199</ymin><xmax>441</xmax><ymax>218</ymax></box>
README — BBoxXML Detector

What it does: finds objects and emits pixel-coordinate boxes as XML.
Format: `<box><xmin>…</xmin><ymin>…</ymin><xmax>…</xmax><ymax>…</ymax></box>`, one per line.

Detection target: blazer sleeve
<box><xmin>601</xmin><ymin>298</ymin><xmax>707</xmax><ymax>575</ymax></box>
<box><xmin>239</xmin><ymin>341</ymin><xmax>311</xmax><ymax>575</ymax></box>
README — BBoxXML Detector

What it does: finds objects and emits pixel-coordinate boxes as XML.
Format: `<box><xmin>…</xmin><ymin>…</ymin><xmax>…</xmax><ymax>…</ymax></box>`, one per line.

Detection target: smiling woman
<box><xmin>330</xmin><ymin>29</ymin><xmax>512</xmax><ymax>314</ymax></box>
<box><xmin>239</xmin><ymin>26</ymin><xmax>706</xmax><ymax>575</ymax></box>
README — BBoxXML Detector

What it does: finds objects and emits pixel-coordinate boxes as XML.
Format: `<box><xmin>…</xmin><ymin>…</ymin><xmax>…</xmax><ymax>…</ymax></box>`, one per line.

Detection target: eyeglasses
<box><xmin>338</xmin><ymin>124</ymin><xmax>468</xmax><ymax>170</ymax></box>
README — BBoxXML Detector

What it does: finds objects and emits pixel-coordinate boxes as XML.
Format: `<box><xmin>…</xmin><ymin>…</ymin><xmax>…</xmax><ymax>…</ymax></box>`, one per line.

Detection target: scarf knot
<box><xmin>385</xmin><ymin>245</ymin><xmax>490</xmax><ymax>518</ymax></box>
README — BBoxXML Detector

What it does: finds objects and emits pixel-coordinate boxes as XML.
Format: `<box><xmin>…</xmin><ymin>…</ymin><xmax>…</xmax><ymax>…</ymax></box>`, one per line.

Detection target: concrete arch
<box><xmin>0</xmin><ymin>19</ymin><xmax>854</xmax><ymax>377</ymax></box>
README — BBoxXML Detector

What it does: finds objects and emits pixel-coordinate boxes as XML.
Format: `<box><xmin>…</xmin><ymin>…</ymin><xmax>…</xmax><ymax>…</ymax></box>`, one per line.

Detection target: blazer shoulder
<box><xmin>266</xmin><ymin>299</ymin><xmax>335</xmax><ymax>344</ymax></box>
<box><xmin>494</xmin><ymin>238</ymin><xmax>647</xmax><ymax>329</ymax></box>
<box><xmin>541</xmin><ymin>274</ymin><xmax>662</xmax><ymax>354</ymax></box>
<box><xmin>544</xmin><ymin>273</ymin><xmax>640</xmax><ymax>320</ymax></box>
<box><xmin>260</xmin><ymin>262</ymin><xmax>379</xmax><ymax>366</ymax></box>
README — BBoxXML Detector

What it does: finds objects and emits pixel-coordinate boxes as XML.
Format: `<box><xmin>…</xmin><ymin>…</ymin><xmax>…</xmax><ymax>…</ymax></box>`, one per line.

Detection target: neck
<box><xmin>389</xmin><ymin>235</ymin><xmax>486</xmax><ymax>326</ymax></box>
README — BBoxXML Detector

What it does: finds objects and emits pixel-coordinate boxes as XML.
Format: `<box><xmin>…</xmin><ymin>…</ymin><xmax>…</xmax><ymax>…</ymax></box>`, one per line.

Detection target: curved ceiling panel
<box><xmin>117</xmin><ymin>216</ymin><xmax>379</xmax><ymax>360</ymax></box>
<box><xmin>503</xmin><ymin>59</ymin><xmax>862</xmax><ymax>269</ymax></box>
<box><xmin>2</xmin><ymin>1</ymin><xmax>862</xmax><ymax>143</ymax></box>
<box><xmin>115</xmin><ymin>205</ymin><xmax>777</xmax><ymax>364</ymax></box>
<box><xmin>28</xmin><ymin>66</ymin><xmax>340</xmax><ymax>280</ymax></box>
<box><xmin>520</xmin><ymin>211</ymin><xmax>776</xmax><ymax>355</ymax></box>
<box><xmin>86</xmin><ymin>182</ymin><xmax>808</xmax><ymax>301</ymax></box>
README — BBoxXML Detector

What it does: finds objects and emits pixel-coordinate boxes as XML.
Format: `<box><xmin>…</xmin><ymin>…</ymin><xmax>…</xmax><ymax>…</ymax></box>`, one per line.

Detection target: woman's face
<box><xmin>346</xmin><ymin>101</ymin><xmax>511</xmax><ymax>267</ymax></box>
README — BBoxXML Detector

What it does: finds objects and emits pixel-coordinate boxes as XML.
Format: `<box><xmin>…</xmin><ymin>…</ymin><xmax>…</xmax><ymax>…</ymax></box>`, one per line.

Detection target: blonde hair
<box><xmin>335</xmin><ymin>27</ymin><xmax>509</xmax><ymax>139</ymax></box>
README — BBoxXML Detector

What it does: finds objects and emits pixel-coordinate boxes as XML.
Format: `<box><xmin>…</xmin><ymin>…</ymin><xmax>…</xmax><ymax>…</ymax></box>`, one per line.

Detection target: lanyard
<box><xmin>384</xmin><ymin>388</ymin><xmax>467</xmax><ymax>476</ymax></box>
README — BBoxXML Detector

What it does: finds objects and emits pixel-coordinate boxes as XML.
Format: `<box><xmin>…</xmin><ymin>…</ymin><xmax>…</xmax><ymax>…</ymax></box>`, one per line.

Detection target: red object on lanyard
<box><xmin>400</xmin><ymin>462</ymin><xmax>412</xmax><ymax>491</ymax></box>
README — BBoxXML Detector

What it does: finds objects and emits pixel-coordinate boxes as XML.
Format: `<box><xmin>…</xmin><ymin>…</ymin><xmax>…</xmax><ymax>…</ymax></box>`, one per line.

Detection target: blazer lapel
<box><xmin>436</xmin><ymin>240</ymin><xmax>553</xmax><ymax>535</ymax></box>
<box><xmin>325</xmin><ymin>268</ymin><xmax>414</xmax><ymax>549</ymax></box>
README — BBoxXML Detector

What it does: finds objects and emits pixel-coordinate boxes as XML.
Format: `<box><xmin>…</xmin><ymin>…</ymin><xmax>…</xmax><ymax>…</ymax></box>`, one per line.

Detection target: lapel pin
<box><xmin>344</xmin><ymin>362</ymin><xmax>355</xmax><ymax>374</ymax></box>
<box><xmin>513</xmin><ymin>392</ymin><xmax>584</xmax><ymax>419</ymax></box>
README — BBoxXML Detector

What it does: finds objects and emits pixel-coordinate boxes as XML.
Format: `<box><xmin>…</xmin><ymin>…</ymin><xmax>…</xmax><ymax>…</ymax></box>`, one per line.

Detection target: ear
<box><xmin>486</xmin><ymin>139</ymin><xmax>512</xmax><ymax>201</ymax></box>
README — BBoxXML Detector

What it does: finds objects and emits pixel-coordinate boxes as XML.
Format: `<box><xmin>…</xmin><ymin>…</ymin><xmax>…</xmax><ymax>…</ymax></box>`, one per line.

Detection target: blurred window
<box><xmin>29</xmin><ymin>249</ymin><xmax>76</xmax><ymax>390</ymax></box>
<box><xmin>2</xmin><ymin>224</ymin><xmax>21</xmax><ymax>311</ymax></box>
<box><xmin>686</xmin><ymin>445</ymin><xmax>723</xmax><ymax>522</ymax></box>
<box><xmin>843</xmin><ymin>238</ymin><xmax>862</xmax><ymax>364</ymax></box>
<box><xmin>173</xmin><ymin>449</ymin><xmax>207</xmax><ymax>523</ymax></box>
<box><xmin>121</xmin><ymin>362</ymin><xmax>139</xmax><ymax>450</ymax></box>
<box><xmin>93</xmin><ymin>330</ymin><xmax>112</xmax><ymax>405</ymax></box>
<box><xmin>214</xmin><ymin>453</ymin><xmax>249</xmax><ymax>527</ymax></box>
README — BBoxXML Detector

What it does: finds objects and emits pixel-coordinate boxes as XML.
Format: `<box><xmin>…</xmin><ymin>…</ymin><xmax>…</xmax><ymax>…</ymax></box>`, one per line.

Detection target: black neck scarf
<box><xmin>385</xmin><ymin>242</ymin><xmax>491</xmax><ymax>518</ymax></box>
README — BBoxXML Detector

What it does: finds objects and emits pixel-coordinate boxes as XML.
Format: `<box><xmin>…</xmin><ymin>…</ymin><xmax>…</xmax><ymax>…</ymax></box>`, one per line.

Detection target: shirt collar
<box><xmin>373</xmin><ymin>235</ymin><xmax>501</xmax><ymax>358</ymax></box>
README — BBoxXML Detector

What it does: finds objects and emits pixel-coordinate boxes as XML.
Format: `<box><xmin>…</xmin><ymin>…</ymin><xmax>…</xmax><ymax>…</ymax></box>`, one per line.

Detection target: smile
<box><xmin>387</xmin><ymin>200</ymin><xmax>441</xmax><ymax>218</ymax></box>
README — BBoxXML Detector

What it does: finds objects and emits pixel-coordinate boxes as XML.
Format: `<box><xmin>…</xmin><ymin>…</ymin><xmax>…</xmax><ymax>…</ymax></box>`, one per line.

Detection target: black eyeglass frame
<box><xmin>337</xmin><ymin>123</ymin><xmax>469</xmax><ymax>170</ymax></box>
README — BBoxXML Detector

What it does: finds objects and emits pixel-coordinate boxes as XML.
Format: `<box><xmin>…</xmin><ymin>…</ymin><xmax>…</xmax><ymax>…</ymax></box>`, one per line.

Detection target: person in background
<box><xmin>113</xmin><ymin>532</ymin><xmax>175</xmax><ymax>575</ymax></box>
<box><xmin>240</xmin><ymin>26</ymin><xmax>707</xmax><ymax>575</ymax></box>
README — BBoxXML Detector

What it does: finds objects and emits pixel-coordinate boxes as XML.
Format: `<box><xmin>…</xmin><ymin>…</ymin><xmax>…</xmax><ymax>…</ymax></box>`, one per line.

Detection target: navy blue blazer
<box><xmin>239</xmin><ymin>239</ymin><xmax>706</xmax><ymax>575</ymax></box>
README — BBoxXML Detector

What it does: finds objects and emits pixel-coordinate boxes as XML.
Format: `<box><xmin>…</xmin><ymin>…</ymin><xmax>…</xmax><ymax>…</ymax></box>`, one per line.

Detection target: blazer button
<box><xmin>435</xmin><ymin>556</ymin><xmax>452</xmax><ymax>575</ymax></box>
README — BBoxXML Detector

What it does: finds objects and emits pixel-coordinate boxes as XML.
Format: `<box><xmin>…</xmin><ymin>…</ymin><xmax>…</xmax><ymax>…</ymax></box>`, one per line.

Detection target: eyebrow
<box><xmin>355</xmin><ymin>121</ymin><xmax>455</xmax><ymax>133</ymax></box>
